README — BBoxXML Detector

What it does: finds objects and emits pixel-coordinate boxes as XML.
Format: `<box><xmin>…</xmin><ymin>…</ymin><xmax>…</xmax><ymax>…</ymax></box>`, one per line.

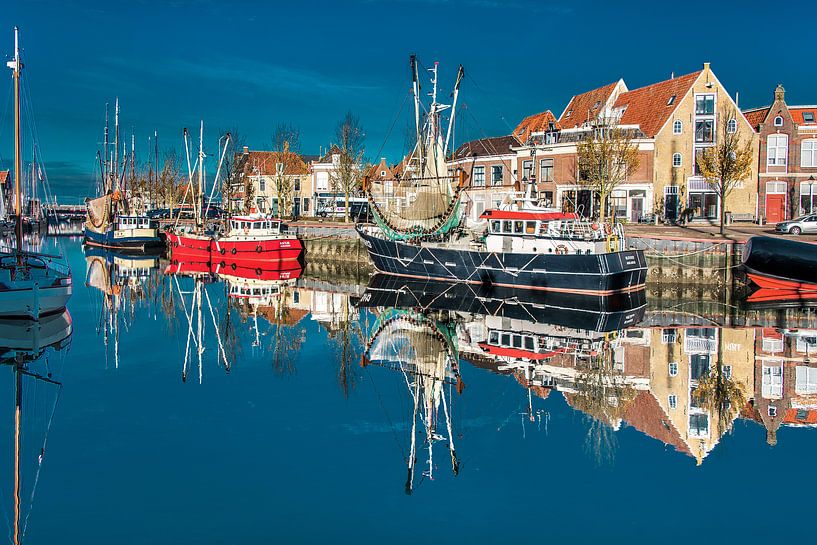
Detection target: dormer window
<box><xmin>667</xmin><ymin>95</ymin><xmax>676</xmax><ymax>106</ymax></box>
<box><xmin>774</xmin><ymin>116</ymin><xmax>784</xmax><ymax>127</ymax></box>
<box><xmin>565</xmin><ymin>109</ymin><xmax>572</xmax><ymax>118</ymax></box>
<box><xmin>803</xmin><ymin>112</ymin><xmax>815</xmax><ymax>123</ymax></box>
<box><xmin>592</xmin><ymin>101</ymin><xmax>601</xmax><ymax>110</ymax></box>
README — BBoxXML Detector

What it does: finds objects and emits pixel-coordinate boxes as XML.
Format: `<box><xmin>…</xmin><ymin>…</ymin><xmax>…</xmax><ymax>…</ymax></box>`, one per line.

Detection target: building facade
<box><xmin>744</xmin><ymin>85</ymin><xmax>817</xmax><ymax>222</ymax></box>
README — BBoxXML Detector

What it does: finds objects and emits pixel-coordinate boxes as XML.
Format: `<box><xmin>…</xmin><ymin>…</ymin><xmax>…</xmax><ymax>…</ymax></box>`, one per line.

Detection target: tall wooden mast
<box><xmin>7</xmin><ymin>26</ymin><xmax>23</xmax><ymax>256</ymax></box>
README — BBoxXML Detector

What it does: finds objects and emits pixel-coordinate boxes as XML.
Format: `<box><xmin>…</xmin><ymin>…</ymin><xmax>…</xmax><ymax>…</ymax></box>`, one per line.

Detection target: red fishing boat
<box><xmin>164</xmin><ymin>124</ymin><xmax>303</xmax><ymax>269</ymax></box>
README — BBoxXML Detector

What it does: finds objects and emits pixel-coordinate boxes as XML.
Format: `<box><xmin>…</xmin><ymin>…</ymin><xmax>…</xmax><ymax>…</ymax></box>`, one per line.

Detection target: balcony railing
<box><xmin>685</xmin><ymin>336</ymin><xmax>717</xmax><ymax>353</ymax></box>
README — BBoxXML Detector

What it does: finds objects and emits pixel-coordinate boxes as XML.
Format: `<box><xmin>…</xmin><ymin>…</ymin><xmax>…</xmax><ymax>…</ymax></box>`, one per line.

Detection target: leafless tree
<box><xmin>271</xmin><ymin>123</ymin><xmax>303</xmax><ymax>218</ymax></box>
<box><xmin>695</xmin><ymin>106</ymin><xmax>754</xmax><ymax>235</ymax></box>
<box><xmin>576</xmin><ymin>124</ymin><xmax>641</xmax><ymax>222</ymax></box>
<box><xmin>329</xmin><ymin>111</ymin><xmax>366</xmax><ymax>222</ymax></box>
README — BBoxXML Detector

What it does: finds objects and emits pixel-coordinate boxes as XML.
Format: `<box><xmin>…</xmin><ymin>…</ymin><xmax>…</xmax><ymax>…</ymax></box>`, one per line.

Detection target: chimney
<box><xmin>775</xmin><ymin>84</ymin><xmax>786</xmax><ymax>102</ymax></box>
<box><xmin>670</xmin><ymin>71</ymin><xmax>674</xmax><ymax>79</ymax></box>
<box><xmin>243</xmin><ymin>146</ymin><xmax>249</xmax><ymax>155</ymax></box>
<box><xmin>735</xmin><ymin>91</ymin><xmax>739</xmax><ymax>108</ymax></box>
<box><xmin>703</xmin><ymin>62</ymin><xmax>710</xmax><ymax>71</ymax></box>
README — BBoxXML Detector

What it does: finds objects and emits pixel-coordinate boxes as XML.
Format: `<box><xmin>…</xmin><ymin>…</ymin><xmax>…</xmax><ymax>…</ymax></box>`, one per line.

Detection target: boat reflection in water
<box><xmin>0</xmin><ymin>311</ymin><xmax>72</xmax><ymax>545</ymax></box>
<box><xmin>85</xmin><ymin>248</ymin><xmax>160</xmax><ymax>369</ymax></box>
<box><xmin>360</xmin><ymin>275</ymin><xmax>817</xmax><ymax>476</ymax></box>
<box><xmin>163</xmin><ymin>259</ymin><xmax>305</xmax><ymax>380</ymax></box>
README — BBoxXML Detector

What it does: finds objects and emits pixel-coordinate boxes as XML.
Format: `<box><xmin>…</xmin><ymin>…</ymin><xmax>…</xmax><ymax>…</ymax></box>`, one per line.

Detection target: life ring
<box><xmin>230</xmin><ymin>247</ymin><xmax>237</xmax><ymax>255</ymax></box>
<box><xmin>591</xmin><ymin>222</ymin><xmax>600</xmax><ymax>231</ymax></box>
<box><xmin>555</xmin><ymin>244</ymin><xmax>569</xmax><ymax>255</ymax></box>
<box><xmin>603</xmin><ymin>223</ymin><xmax>612</xmax><ymax>235</ymax></box>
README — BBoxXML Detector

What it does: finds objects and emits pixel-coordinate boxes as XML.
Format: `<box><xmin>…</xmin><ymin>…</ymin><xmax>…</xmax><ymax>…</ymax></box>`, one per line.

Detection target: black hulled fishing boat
<box><xmin>357</xmin><ymin>56</ymin><xmax>647</xmax><ymax>296</ymax></box>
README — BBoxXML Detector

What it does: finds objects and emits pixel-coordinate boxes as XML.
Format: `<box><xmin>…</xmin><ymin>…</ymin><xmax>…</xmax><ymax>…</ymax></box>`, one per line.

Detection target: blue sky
<box><xmin>1</xmin><ymin>0</ymin><xmax>813</xmax><ymax>199</ymax></box>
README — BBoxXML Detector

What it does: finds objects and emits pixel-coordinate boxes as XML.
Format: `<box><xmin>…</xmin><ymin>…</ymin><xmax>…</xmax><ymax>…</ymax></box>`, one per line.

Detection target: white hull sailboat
<box><xmin>0</xmin><ymin>28</ymin><xmax>72</xmax><ymax>319</ymax></box>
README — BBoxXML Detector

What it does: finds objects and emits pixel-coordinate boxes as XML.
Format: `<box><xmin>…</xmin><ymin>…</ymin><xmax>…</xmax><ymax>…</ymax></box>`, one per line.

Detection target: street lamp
<box><xmin>810</xmin><ymin>175</ymin><xmax>815</xmax><ymax>215</ymax></box>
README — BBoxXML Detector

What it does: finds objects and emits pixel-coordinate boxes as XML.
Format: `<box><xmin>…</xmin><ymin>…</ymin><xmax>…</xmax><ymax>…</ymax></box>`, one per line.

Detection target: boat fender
<box><xmin>256</xmin><ymin>245</ymin><xmax>263</xmax><ymax>253</ymax></box>
<box><xmin>556</xmin><ymin>244</ymin><xmax>568</xmax><ymax>255</ymax></box>
<box><xmin>591</xmin><ymin>223</ymin><xmax>599</xmax><ymax>231</ymax></box>
<box><xmin>255</xmin><ymin>268</ymin><xmax>263</xmax><ymax>276</ymax></box>
<box><xmin>231</xmin><ymin>247</ymin><xmax>237</xmax><ymax>255</ymax></box>
<box><xmin>231</xmin><ymin>263</ymin><xmax>237</xmax><ymax>270</ymax></box>
<box><xmin>604</xmin><ymin>223</ymin><xmax>612</xmax><ymax>235</ymax></box>
<box><xmin>244</xmin><ymin>228</ymin><xmax>249</xmax><ymax>235</ymax></box>
<box><xmin>220</xmin><ymin>261</ymin><xmax>226</xmax><ymax>268</ymax></box>
<box><xmin>220</xmin><ymin>248</ymin><xmax>226</xmax><ymax>255</ymax></box>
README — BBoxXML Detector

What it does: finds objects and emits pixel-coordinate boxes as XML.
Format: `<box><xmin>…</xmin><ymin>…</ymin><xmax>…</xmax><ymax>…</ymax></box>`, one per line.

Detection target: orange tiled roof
<box><xmin>559</xmin><ymin>81</ymin><xmax>619</xmax><ymax>129</ymax></box>
<box><xmin>0</xmin><ymin>170</ymin><xmax>8</xmax><ymax>184</ymax></box>
<box><xmin>623</xmin><ymin>391</ymin><xmax>692</xmax><ymax>456</ymax></box>
<box><xmin>743</xmin><ymin>107</ymin><xmax>770</xmax><ymax>129</ymax></box>
<box><xmin>367</xmin><ymin>158</ymin><xmax>395</xmax><ymax>180</ymax></box>
<box><xmin>784</xmin><ymin>408</ymin><xmax>817</xmax><ymax>425</ymax></box>
<box><xmin>241</xmin><ymin>150</ymin><xmax>309</xmax><ymax>176</ymax></box>
<box><xmin>790</xmin><ymin>107</ymin><xmax>817</xmax><ymax>125</ymax></box>
<box><xmin>513</xmin><ymin>110</ymin><xmax>559</xmax><ymax>144</ymax></box>
<box><xmin>614</xmin><ymin>71</ymin><xmax>702</xmax><ymax>137</ymax></box>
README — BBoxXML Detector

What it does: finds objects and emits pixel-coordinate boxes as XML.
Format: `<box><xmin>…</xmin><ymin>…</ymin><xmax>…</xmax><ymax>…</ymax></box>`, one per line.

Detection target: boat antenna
<box><xmin>197</xmin><ymin>120</ymin><xmax>204</xmax><ymax>228</ymax></box>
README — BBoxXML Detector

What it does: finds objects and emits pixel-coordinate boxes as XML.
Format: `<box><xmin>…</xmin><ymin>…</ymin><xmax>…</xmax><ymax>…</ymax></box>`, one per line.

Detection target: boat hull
<box><xmin>357</xmin><ymin>226</ymin><xmax>647</xmax><ymax>296</ymax></box>
<box><xmin>358</xmin><ymin>274</ymin><xmax>647</xmax><ymax>332</ymax></box>
<box><xmin>0</xmin><ymin>284</ymin><xmax>71</xmax><ymax>320</ymax></box>
<box><xmin>166</xmin><ymin>232</ymin><xmax>304</xmax><ymax>267</ymax></box>
<box><xmin>83</xmin><ymin>226</ymin><xmax>164</xmax><ymax>253</ymax></box>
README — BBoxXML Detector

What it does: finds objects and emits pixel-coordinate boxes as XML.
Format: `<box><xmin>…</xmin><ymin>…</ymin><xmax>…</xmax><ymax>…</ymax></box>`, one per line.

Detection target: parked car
<box><xmin>775</xmin><ymin>214</ymin><xmax>817</xmax><ymax>235</ymax></box>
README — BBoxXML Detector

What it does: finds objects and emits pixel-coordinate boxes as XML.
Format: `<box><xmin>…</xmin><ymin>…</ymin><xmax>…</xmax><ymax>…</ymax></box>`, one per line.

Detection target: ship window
<box><xmin>502</xmin><ymin>221</ymin><xmax>512</xmax><ymax>234</ymax></box>
<box><xmin>489</xmin><ymin>331</ymin><xmax>499</xmax><ymax>344</ymax></box>
<box><xmin>525</xmin><ymin>337</ymin><xmax>535</xmax><ymax>350</ymax></box>
<box><xmin>513</xmin><ymin>335</ymin><xmax>523</xmax><ymax>348</ymax></box>
<box><xmin>490</xmin><ymin>220</ymin><xmax>500</xmax><ymax>233</ymax></box>
<box><xmin>501</xmin><ymin>333</ymin><xmax>511</xmax><ymax>346</ymax></box>
<box><xmin>525</xmin><ymin>221</ymin><xmax>536</xmax><ymax>234</ymax></box>
<box><xmin>254</xmin><ymin>222</ymin><xmax>262</xmax><ymax>229</ymax></box>
<box><xmin>514</xmin><ymin>221</ymin><xmax>524</xmax><ymax>233</ymax></box>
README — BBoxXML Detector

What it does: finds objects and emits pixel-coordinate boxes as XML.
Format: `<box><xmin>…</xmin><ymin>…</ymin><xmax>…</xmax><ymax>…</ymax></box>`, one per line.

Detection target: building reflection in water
<box><xmin>359</xmin><ymin>275</ymin><xmax>817</xmax><ymax>474</ymax></box>
<box><xmin>80</xmin><ymin>248</ymin><xmax>817</xmax><ymax>477</ymax></box>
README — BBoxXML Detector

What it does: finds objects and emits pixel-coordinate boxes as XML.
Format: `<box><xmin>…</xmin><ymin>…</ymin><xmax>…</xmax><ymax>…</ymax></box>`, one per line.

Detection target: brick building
<box><xmin>449</xmin><ymin>135</ymin><xmax>520</xmax><ymax>227</ymax></box>
<box><xmin>743</xmin><ymin>85</ymin><xmax>817</xmax><ymax>222</ymax></box>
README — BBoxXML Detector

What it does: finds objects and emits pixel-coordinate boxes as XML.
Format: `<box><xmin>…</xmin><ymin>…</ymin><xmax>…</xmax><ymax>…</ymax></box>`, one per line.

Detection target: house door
<box><xmin>766</xmin><ymin>194</ymin><xmax>786</xmax><ymax>223</ymax></box>
<box><xmin>630</xmin><ymin>196</ymin><xmax>644</xmax><ymax>223</ymax></box>
<box><xmin>665</xmin><ymin>193</ymin><xmax>679</xmax><ymax>222</ymax></box>
<box><xmin>293</xmin><ymin>198</ymin><xmax>301</xmax><ymax>218</ymax></box>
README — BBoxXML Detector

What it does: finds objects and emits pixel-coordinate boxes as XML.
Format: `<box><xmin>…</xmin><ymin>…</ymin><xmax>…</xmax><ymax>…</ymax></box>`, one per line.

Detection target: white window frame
<box><xmin>774</xmin><ymin>116</ymin><xmax>784</xmax><ymax>127</ymax></box>
<box><xmin>767</xmin><ymin>134</ymin><xmax>788</xmax><ymax>167</ymax></box>
<box><xmin>669</xmin><ymin>362</ymin><xmax>678</xmax><ymax>377</ymax></box>
<box><xmin>490</xmin><ymin>165</ymin><xmax>503</xmax><ymax>186</ymax></box>
<box><xmin>672</xmin><ymin>153</ymin><xmax>682</xmax><ymax>168</ymax></box>
<box><xmin>795</xmin><ymin>366</ymin><xmax>817</xmax><ymax>394</ymax></box>
<box><xmin>762</xmin><ymin>362</ymin><xmax>784</xmax><ymax>399</ymax></box>
<box><xmin>768</xmin><ymin>406</ymin><xmax>777</xmax><ymax>417</ymax></box>
<box><xmin>673</xmin><ymin>120</ymin><xmax>682</xmax><ymax>135</ymax></box>
<box><xmin>801</xmin><ymin>140</ymin><xmax>817</xmax><ymax>168</ymax></box>
<box><xmin>472</xmin><ymin>166</ymin><xmax>485</xmax><ymax>187</ymax></box>
<box><xmin>726</xmin><ymin>118</ymin><xmax>737</xmax><ymax>134</ymax></box>
<box><xmin>668</xmin><ymin>394</ymin><xmax>677</xmax><ymax>409</ymax></box>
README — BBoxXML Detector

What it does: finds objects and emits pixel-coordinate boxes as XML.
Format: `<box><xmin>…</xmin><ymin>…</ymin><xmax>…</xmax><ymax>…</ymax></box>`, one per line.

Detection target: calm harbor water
<box><xmin>2</xmin><ymin>237</ymin><xmax>815</xmax><ymax>545</ymax></box>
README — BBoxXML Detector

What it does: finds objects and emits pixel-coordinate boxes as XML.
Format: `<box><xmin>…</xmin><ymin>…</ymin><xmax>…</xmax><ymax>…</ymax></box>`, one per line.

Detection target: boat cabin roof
<box><xmin>479</xmin><ymin>210</ymin><xmax>577</xmax><ymax>222</ymax></box>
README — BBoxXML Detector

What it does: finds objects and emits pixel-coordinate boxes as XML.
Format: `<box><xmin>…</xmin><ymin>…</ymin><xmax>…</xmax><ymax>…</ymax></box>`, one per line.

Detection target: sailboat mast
<box><xmin>197</xmin><ymin>120</ymin><xmax>204</xmax><ymax>227</ymax></box>
<box><xmin>410</xmin><ymin>55</ymin><xmax>423</xmax><ymax>169</ymax></box>
<box><xmin>113</xmin><ymin>98</ymin><xmax>120</xmax><ymax>190</ymax></box>
<box><xmin>8</xmin><ymin>26</ymin><xmax>23</xmax><ymax>255</ymax></box>
<box><xmin>103</xmin><ymin>103</ymin><xmax>109</xmax><ymax>192</ymax></box>
<box><xmin>443</xmin><ymin>65</ymin><xmax>464</xmax><ymax>157</ymax></box>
